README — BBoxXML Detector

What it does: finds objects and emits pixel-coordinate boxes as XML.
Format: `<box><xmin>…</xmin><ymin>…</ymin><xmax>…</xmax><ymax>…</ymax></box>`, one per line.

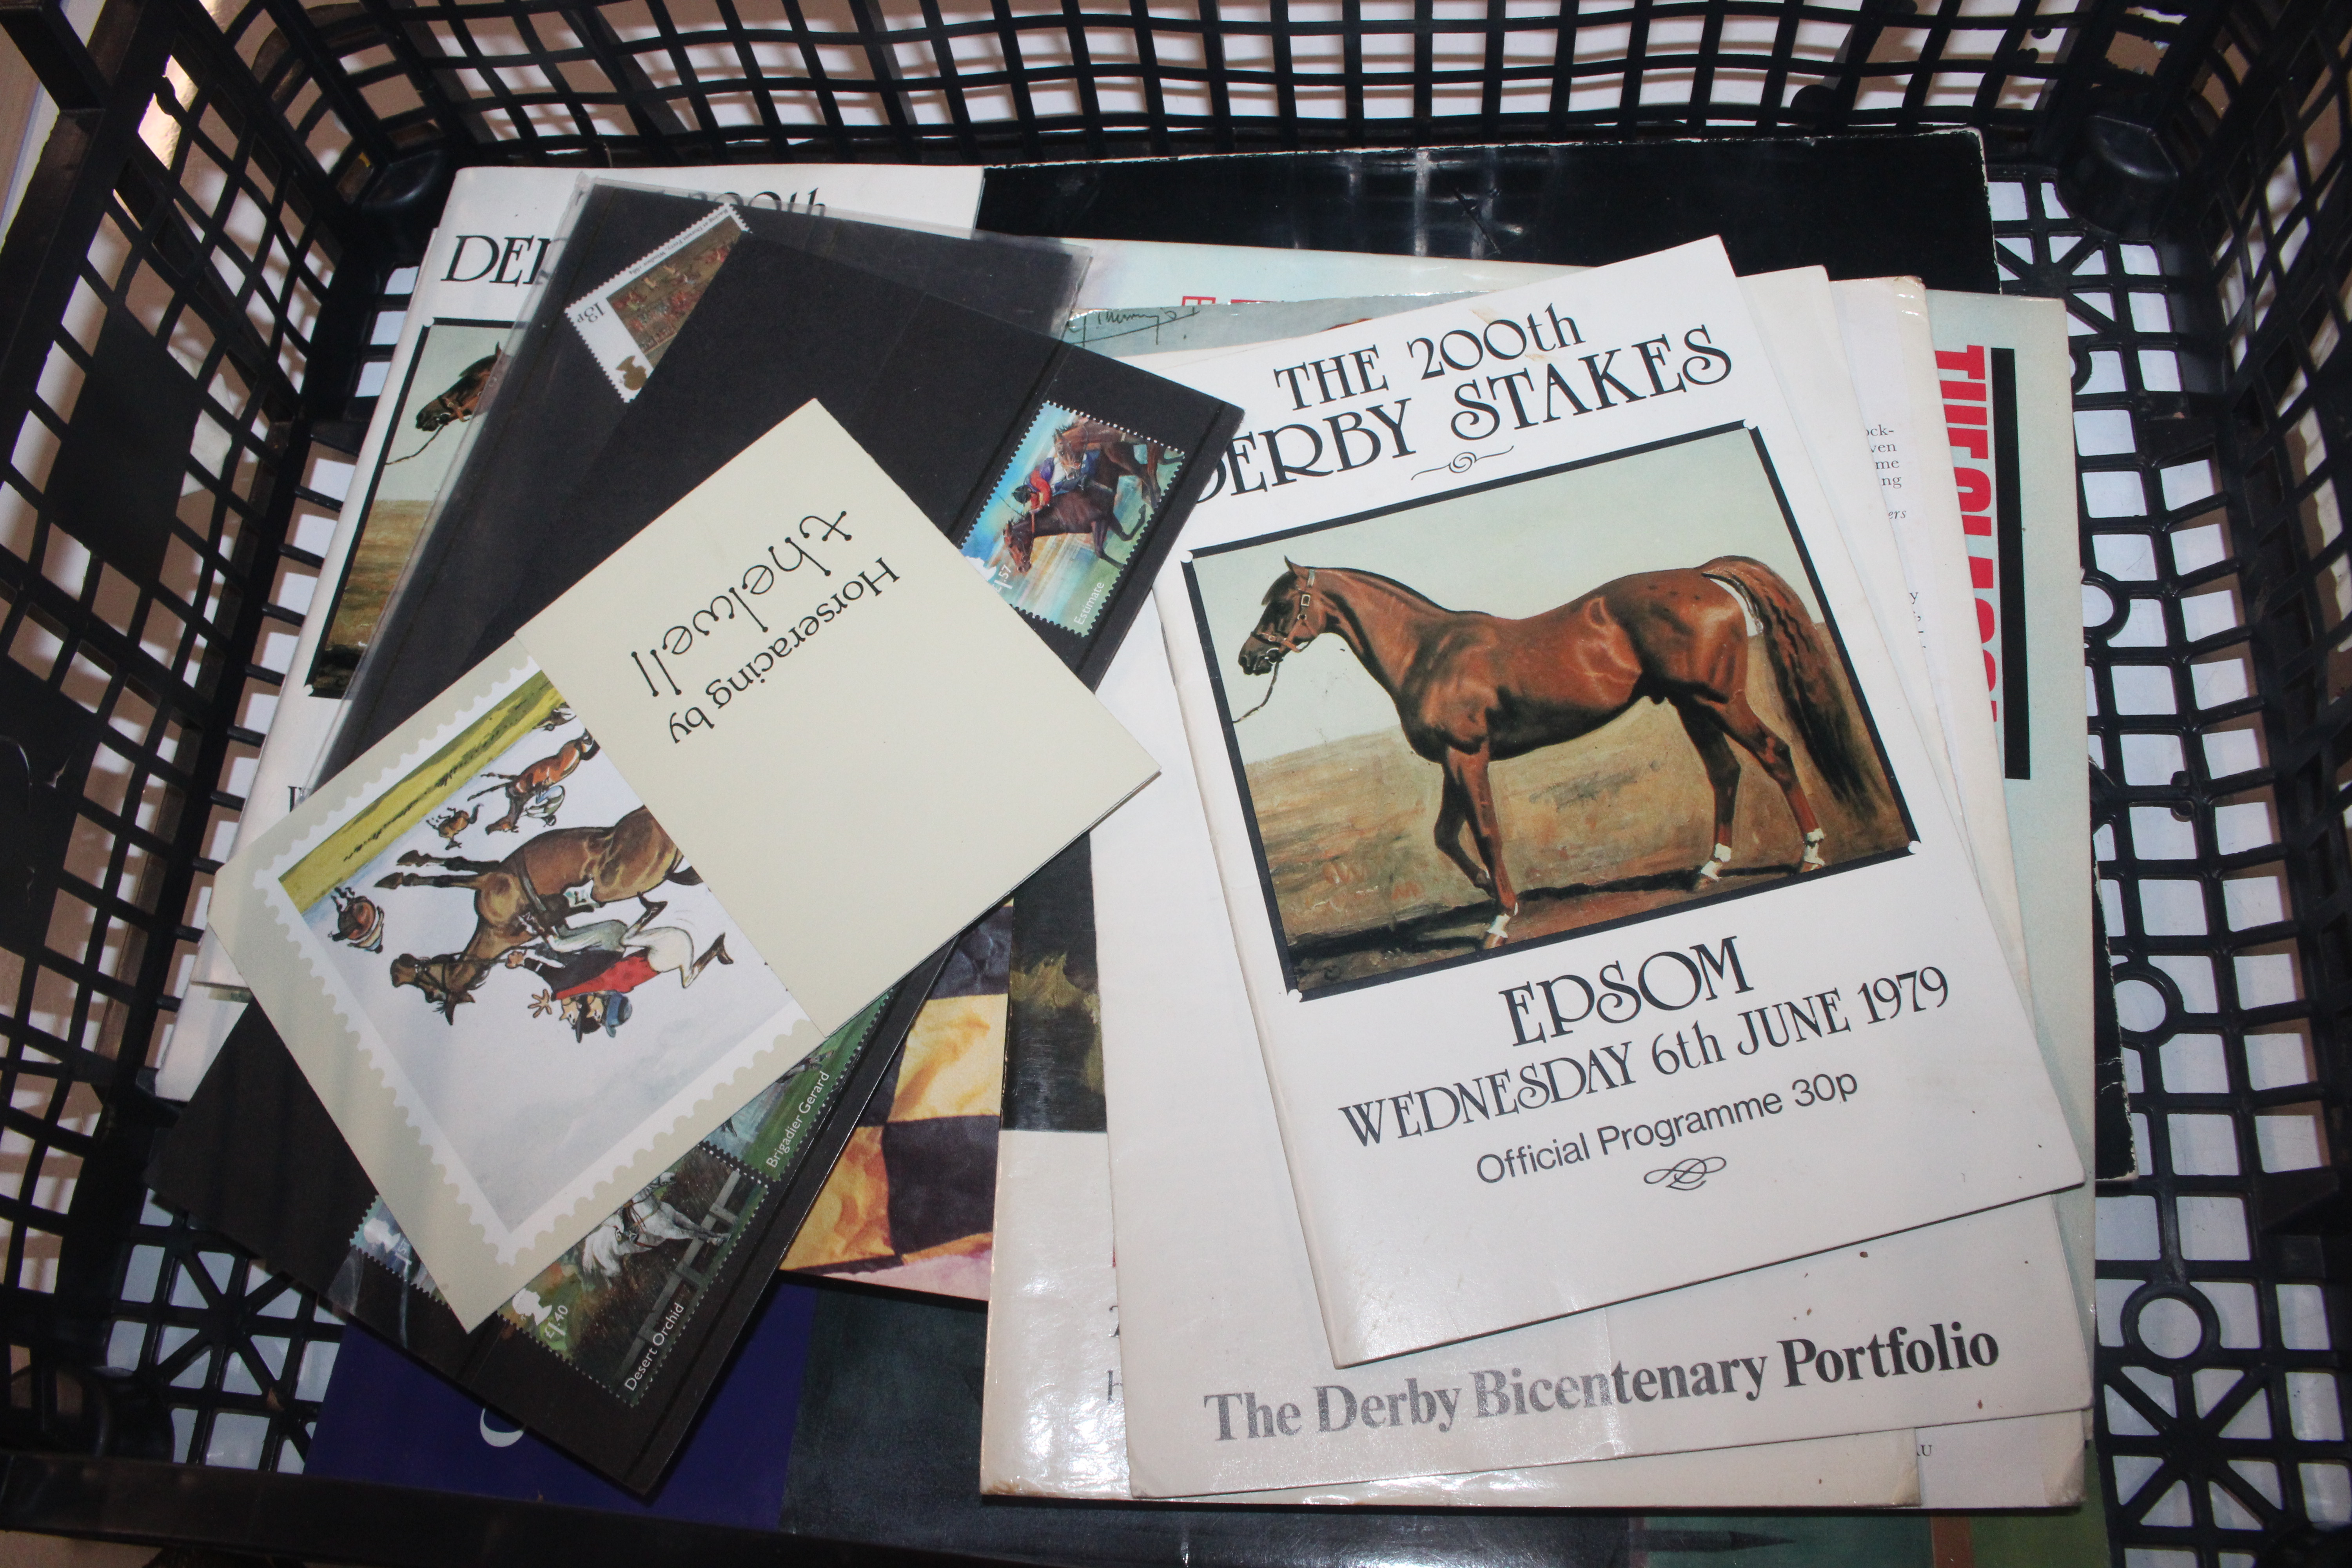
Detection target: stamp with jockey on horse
<box><xmin>1236</xmin><ymin>555</ymin><xmax>1881</xmax><ymax>951</ymax></box>
<box><xmin>376</xmin><ymin>805</ymin><xmax>707</xmax><ymax>1022</ymax></box>
<box><xmin>1004</xmin><ymin>417</ymin><xmax>1168</xmax><ymax>573</ymax></box>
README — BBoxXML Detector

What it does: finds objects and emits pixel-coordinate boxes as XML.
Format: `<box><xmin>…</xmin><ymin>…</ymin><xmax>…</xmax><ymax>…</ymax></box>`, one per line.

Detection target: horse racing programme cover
<box><xmin>1150</xmin><ymin>238</ymin><xmax>2083</xmax><ymax>1367</ymax></box>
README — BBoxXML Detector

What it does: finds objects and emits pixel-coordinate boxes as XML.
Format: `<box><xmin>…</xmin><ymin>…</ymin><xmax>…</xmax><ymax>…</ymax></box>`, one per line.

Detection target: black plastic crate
<box><xmin>0</xmin><ymin>0</ymin><xmax>2347</xmax><ymax>1562</ymax></box>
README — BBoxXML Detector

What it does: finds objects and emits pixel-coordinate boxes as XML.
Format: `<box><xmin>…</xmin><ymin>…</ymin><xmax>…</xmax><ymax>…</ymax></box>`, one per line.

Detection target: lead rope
<box><xmin>381</xmin><ymin>419</ymin><xmax>450</xmax><ymax>467</ymax></box>
<box><xmin>1231</xmin><ymin>659</ymin><xmax>1283</xmax><ymax>722</ymax></box>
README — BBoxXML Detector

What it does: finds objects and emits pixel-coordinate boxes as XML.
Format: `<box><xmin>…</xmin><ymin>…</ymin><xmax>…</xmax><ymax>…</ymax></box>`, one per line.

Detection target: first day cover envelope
<box><xmin>212</xmin><ymin>401</ymin><xmax>1156</xmax><ymax>1326</ymax></box>
<box><xmin>1153</xmin><ymin>239</ymin><xmax>2081</xmax><ymax>1364</ymax></box>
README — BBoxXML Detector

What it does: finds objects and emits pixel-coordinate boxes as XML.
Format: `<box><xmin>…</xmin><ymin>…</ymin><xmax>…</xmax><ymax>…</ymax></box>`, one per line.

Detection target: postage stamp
<box><xmin>221</xmin><ymin>646</ymin><xmax>817</xmax><ymax>1325</ymax></box>
<box><xmin>566</xmin><ymin>205</ymin><xmax>747</xmax><ymax>399</ymax></box>
<box><xmin>330</xmin><ymin>990</ymin><xmax>887</xmax><ymax>1401</ymax></box>
<box><xmin>958</xmin><ymin>403</ymin><xmax>1187</xmax><ymax>637</ymax></box>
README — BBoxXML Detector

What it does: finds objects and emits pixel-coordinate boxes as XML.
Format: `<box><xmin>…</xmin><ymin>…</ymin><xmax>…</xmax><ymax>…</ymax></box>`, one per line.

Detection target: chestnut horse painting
<box><xmin>1235</xmin><ymin>555</ymin><xmax>1887</xmax><ymax>952</ymax></box>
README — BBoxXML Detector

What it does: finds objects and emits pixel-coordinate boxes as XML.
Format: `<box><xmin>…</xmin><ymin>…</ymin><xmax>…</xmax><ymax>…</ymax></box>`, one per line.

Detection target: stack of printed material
<box><xmin>151</xmin><ymin>170</ymin><xmax>1245</xmax><ymax>1489</ymax></box>
<box><xmin>982</xmin><ymin>237</ymin><xmax>2100</xmax><ymax>1510</ymax></box>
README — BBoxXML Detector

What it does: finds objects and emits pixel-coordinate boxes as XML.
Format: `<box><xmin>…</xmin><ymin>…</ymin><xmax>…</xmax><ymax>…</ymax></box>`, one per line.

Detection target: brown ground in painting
<box><xmin>310</xmin><ymin>499</ymin><xmax>430</xmax><ymax>693</ymax></box>
<box><xmin>1240</xmin><ymin>635</ymin><xmax>1912</xmax><ymax>992</ymax></box>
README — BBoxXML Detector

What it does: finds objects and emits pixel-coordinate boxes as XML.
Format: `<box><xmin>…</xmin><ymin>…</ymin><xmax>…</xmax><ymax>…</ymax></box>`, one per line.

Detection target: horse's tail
<box><xmin>1700</xmin><ymin>555</ymin><xmax>1875</xmax><ymax>808</ymax></box>
<box><xmin>1136</xmin><ymin>441</ymin><xmax>1167</xmax><ymax>510</ymax></box>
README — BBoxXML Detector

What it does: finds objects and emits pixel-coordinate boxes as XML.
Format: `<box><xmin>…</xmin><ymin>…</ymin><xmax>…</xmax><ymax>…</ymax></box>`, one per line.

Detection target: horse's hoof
<box><xmin>397</xmin><ymin>850</ymin><xmax>431</xmax><ymax>866</ymax></box>
<box><xmin>1482</xmin><ymin>931</ymin><xmax>1511</xmax><ymax>950</ymax></box>
<box><xmin>375</xmin><ymin>874</ymin><xmax>406</xmax><ymax>888</ymax></box>
<box><xmin>713</xmin><ymin>935</ymin><xmax>732</xmax><ymax>965</ymax></box>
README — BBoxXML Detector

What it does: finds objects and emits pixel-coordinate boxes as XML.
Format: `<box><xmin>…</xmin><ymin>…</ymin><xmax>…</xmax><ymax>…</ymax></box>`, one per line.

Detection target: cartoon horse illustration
<box><xmin>328</xmin><ymin>886</ymin><xmax>385</xmax><ymax>953</ymax></box>
<box><xmin>1003</xmin><ymin>417</ymin><xmax>1168</xmax><ymax>573</ymax></box>
<box><xmin>424</xmin><ymin>805</ymin><xmax>475</xmax><ymax>847</ymax></box>
<box><xmin>377</xmin><ymin>806</ymin><xmax>701</xmax><ymax>1022</ymax></box>
<box><xmin>508</xmin><ymin>917</ymin><xmax>731</xmax><ymax>992</ymax></box>
<box><xmin>470</xmin><ymin>731</ymin><xmax>599</xmax><ymax>833</ymax></box>
<box><xmin>1236</xmin><ymin>556</ymin><xmax>1877</xmax><ymax>948</ymax></box>
<box><xmin>513</xmin><ymin>918</ymin><xmax>733</xmax><ymax>1038</ymax></box>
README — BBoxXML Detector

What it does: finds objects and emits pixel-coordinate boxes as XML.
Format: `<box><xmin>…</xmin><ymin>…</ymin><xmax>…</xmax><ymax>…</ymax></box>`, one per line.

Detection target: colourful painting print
<box><xmin>495</xmin><ymin>1145</ymin><xmax>766</xmax><ymax>1403</ymax></box>
<box><xmin>960</xmin><ymin>403</ymin><xmax>1185</xmax><ymax>636</ymax></box>
<box><xmin>309</xmin><ymin>320</ymin><xmax>510</xmax><ymax>695</ymax></box>
<box><xmin>280</xmin><ymin>668</ymin><xmax>806</xmax><ymax>1241</ymax></box>
<box><xmin>1183</xmin><ymin>428</ymin><xmax>1910</xmax><ymax>996</ymax></box>
<box><xmin>783</xmin><ymin>906</ymin><xmax>1010</xmax><ymax>1301</ymax></box>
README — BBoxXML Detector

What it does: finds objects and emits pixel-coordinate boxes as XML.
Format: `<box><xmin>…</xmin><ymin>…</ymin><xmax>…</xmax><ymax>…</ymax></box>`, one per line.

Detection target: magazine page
<box><xmin>1830</xmin><ymin>278</ymin><xmax>2030</xmax><ymax>991</ymax></box>
<box><xmin>1072</xmin><ymin>240</ymin><xmax>1565</xmax><ymax>311</ymax></box>
<box><xmin>1743</xmin><ymin>271</ymin><xmax>1975</xmax><ymax>884</ymax></box>
<box><xmin>1150</xmin><ymin>237</ymin><xmax>2080</xmax><ymax>1364</ymax></box>
<box><xmin>163</xmin><ymin>162</ymin><xmax>988</xmax><ymax>1099</ymax></box>
<box><xmin>783</xmin><ymin>906</ymin><xmax>1011</xmax><ymax>1299</ymax></box>
<box><xmin>1925</xmin><ymin>289</ymin><xmax>2099</xmax><ymax>1351</ymax></box>
<box><xmin>1115</xmin><ymin>273</ymin><xmax>2088</xmax><ymax>1494</ymax></box>
<box><xmin>1915</xmin><ymin>1410</ymin><xmax>2092</xmax><ymax>1508</ymax></box>
<box><xmin>307</xmin><ymin>1274</ymin><xmax>822</xmax><ymax>1525</ymax></box>
<box><xmin>983</xmin><ymin>1120</ymin><xmax>1918</xmax><ymax>1506</ymax></box>
<box><xmin>1100</xmin><ymin>588</ymin><xmax>2085</xmax><ymax>1495</ymax></box>
<box><xmin>990</xmin><ymin>265</ymin><xmax>2083</xmax><ymax>1504</ymax></box>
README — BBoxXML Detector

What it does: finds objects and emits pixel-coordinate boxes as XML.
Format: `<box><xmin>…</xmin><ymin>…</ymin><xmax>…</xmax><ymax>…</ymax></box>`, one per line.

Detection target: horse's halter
<box><xmin>1258</xmin><ymin>569</ymin><xmax>1322</xmax><ymax>660</ymax></box>
<box><xmin>1235</xmin><ymin>570</ymin><xmax>1319</xmax><ymax>719</ymax></box>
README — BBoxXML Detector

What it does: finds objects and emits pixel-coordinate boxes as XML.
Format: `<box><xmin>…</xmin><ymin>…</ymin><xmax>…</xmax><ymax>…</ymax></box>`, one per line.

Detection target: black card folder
<box><xmin>555</xmin><ymin>235</ymin><xmax>1242</xmax><ymax>685</ymax></box>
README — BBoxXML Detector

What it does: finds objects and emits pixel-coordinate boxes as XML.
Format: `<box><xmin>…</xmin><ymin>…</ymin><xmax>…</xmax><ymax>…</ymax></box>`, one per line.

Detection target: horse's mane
<box><xmin>1265</xmin><ymin>564</ymin><xmax>1451</xmax><ymax>614</ymax></box>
